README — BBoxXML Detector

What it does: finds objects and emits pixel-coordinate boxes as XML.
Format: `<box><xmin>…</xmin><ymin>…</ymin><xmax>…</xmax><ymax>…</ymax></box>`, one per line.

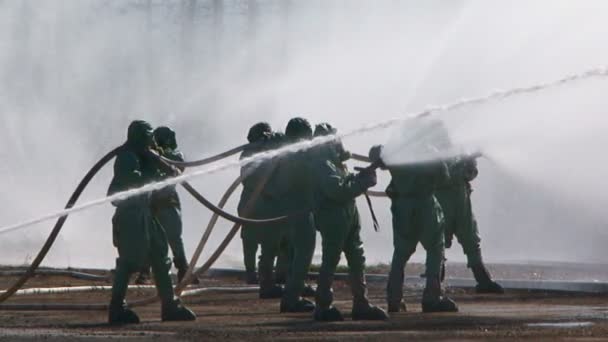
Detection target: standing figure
<box><xmin>369</xmin><ymin>143</ymin><xmax>458</xmax><ymax>313</ymax></box>
<box><xmin>152</xmin><ymin>126</ymin><xmax>198</xmax><ymax>285</ymax></box>
<box><xmin>277</xmin><ymin>117</ymin><xmax>317</xmax><ymax>313</ymax></box>
<box><xmin>107</xmin><ymin>120</ymin><xmax>196</xmax><ymax>324</ymax></box>
<box><xmin>312</xmin><ymin>123</ymin><xmax>388</xmax><ymax>322</ymax></box>
<box><xmin>431</xmin><ymin>121</ymin><xmax>504</xmax><ymax>294</ymax></box>
<box><xmin>238</xmin><ymin>122</ymin><xmax>286</xmax><ymax>298</ymax></box>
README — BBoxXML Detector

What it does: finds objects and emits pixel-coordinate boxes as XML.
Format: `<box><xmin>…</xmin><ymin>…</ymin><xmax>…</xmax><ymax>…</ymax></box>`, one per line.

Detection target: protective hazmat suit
<box><xmin>107</xmin><ymin>120</ymin><xmax>196</xmax><ymax>325</ymax></box>
<box><xmin>151</xmin><ymin>126</ymin><xmax>197</xmax><ymax>285</ymax></box>
<box><xmin>369</xmin><ymin>142</ymin><xmax>458</xmax><ymax>314</ymax></box>
<box><xmin>312</xmin><ymin>123</ymin><xmax>388</xmax><ymax>322</ymax></box>
<box><xmin>276</xmin><ymin>117</ymin><xmax>318</xmax><ymax>313</ymax></box>
<box><xmin>431</xmin><ymin>121</ymin><xmax>504</xmax><ymax>294</ymax></box>
<box><xmin>238</xmin><ymin>122</ymin><xmax>286</xmax><ymax>298</ymax></box>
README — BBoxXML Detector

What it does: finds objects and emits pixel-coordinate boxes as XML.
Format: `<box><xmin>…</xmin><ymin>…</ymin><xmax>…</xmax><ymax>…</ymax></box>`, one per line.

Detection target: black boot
<box><xmin>108</xmin><ymin>299</ymin><xmax>140</xmax><ymax>325</ymax></box>
<box><xmin>109</xmin><ymin>260</ymin><xmax>140</xmax><ymax>325</ymax></box>
<box><xmin>313</xmin><ymin>306</ymin><xmax>344</xmax><ymax>322</ymax></box>
<box><xmin>275</xmin><ymin>273</ymin><xmax>287</xmax><ymax>285</ymax></box>
<box><xmin>421</xmin><ymin>275</ymin><xmax>458</xmax><ymax>313</ymax></box>
<box><xmin>161</xmin><ymin>297</ymin><xmax>197</xmax><ymax>322</ymax></box>
<box><xmin>471</xmin><ymin>263</ymin><xmax>504</xmax><ymax>294</ymax></box>
<box><xmin>350</xmin><ymin>272</ymin><xmax>389</xmax><ymax>320</ymax></box>
<box><xmin>280</xmin><ymin>298</ymin><xmax>316</xmax><ymax>313</ymax></box>
<box><xmin>387</xmin><ymin>301</ymin><xmax>407</xmax><ymax>313</ymax></box>
<box><xmin>352</xmin><ymin>304</ymin><xmax>389</xmax><ymax>321</ymax></box>
<box><xmin>260</xmin><ymin>285</ymin><xmax>284</xmax><ymax>299</ymax></box>
<box><xmin>258</xmin><ymin>262</ymin><xmax>283</xmax><ymax>299</ymax></box>
<box><xmin>246</xmin><ymin>271</ymin><xmax>259</xmax><ymax>285</ymax></box>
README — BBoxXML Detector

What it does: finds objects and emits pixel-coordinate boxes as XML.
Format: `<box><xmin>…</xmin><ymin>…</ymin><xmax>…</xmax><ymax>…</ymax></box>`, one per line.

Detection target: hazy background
<box><xmin>1</xmin><ymin>0</ymin><xmax>607</xmax><ymax>271</ymax></box>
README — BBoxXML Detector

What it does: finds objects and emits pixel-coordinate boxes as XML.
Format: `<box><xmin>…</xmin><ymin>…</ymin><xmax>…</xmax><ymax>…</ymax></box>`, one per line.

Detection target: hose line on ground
<box><xmin>0</xmin><ymin>146</ymin><xmax>123</xmax><ymax>304</ymax></box>
<box><xmin>0</xmin><ymin>286</ymin><xmax>259</xmax><ymax>311</ymax></box>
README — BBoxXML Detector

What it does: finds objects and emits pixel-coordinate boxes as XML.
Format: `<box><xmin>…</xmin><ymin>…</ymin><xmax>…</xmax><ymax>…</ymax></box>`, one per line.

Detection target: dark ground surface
<box><xmin>1</xmin><ymin>264</ymin><xmax>608</xmax><ymax>341</ymax></box>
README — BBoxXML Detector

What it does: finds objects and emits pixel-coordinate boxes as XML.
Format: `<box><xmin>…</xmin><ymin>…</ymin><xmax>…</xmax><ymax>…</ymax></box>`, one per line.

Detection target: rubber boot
<box><xmin>471</xmin><ymin>263</ymin><xmax>504</xmax><ymax>294</ymax></box>
<box><xmin>421</xmin><ymin>275</ymin><xmax>458</xmax><ymax>313</ymax></box>
<box><xmin>109</xmin><ymin>299</ymin><xmax>140</xmax><ymax>325</ymax></box>
<box><xmin>313</xmin><ymin>306</ymin><xmax>344</xmax><ymax>322</ymax></box>
<box><xmin>258</xmin><ymin>264</ymin><xmax>283</xmax><ymax>299</ymax></box>
<box><xmin>275</xmin><ymin>273</ymin><xmax>287</xmax><ymax>285</ymax></box>
<box><xmin>153</xmin><ymin>256</ymin><xmax>196</xmax><ymax>322</ymax></box>
<box><xmin>161</xmin><ymin>297</ymin><xmax>197</xmax><ymax>322</ymax></box>
<box><xmin>387</xmin><ymin>301</ymin><xmax>407</xmax><ymax>313</ymax></box>
<box><xmin>350</xmin><ymin>272</ymin><xmax>388</xmax><ymax>321</ymax></box>
<box><xmin>280</xmin><ymin>298</ymin><xmax>315</xmax><ymax>313</ymax></box>
<box><xmin>246</xmin><ymin>271</ymin><xmax>259</xmax><ymax>285</ymax></box>
<box><xmin>108</xmin><ymin>263</ymin><xmax>139</xmax><ymax>325</ymax></box>
<box><xmin>312</xmin><ymin>270</ymin><xmax>342</xmax><ymax>321</ymax></box>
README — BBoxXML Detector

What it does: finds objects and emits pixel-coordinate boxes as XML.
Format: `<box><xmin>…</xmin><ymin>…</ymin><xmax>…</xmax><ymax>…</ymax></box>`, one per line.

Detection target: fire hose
<box><xmin>0</xmin><ymin>139</ymin><xmax>360</xmax><ymax>310</ymax></box>
<box><xmin>0</xmin><ymin>143</ymin><xmax>282</xmax><ymax>309</ymax></box>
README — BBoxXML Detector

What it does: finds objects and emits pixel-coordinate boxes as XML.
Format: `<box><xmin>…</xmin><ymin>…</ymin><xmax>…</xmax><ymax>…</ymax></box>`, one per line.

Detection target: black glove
<box><xmin>355</xmin><ymin>168</ymin><xmax>377</xmax><ymax>189</ymax></box>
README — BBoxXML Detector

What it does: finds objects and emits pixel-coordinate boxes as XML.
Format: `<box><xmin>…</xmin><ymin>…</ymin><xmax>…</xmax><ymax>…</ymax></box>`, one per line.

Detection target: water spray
<box><xmin>3</xmin><ymin>65</ymin><xmax>604</xmax><ymax>238</ymax></box>
<box><xmin>1</xmin><ymin>66</ymin><xmax>608</xmax><ymax>308</ymax></box>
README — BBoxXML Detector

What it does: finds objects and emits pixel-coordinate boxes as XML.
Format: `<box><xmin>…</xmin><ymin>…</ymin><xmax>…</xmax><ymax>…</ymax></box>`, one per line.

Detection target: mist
<box><xmin>1</xmin><ymin>0</ymin><xmax>607</xmax><ymax>271</ymax></box>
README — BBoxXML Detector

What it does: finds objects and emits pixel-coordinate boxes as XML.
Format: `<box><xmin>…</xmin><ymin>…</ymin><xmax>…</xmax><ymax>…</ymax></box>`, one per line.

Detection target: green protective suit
<box><xmin>108</xmin><ymin>129</ymin><xmax>175</xmax><ymax>309</ymax></box>
<box><xmin>435</xmin><ymin>157</ymin><xmax>482</xmax><ymax>268</ymax></box>
<box><xmin>273</xmin><ymin>143</ymin><xmax>316</xmax><ymax>307</ymax></box>
<box><xmin>274</xmin><ymin>236</ymin><xmax>290</xmax><ymax>284</ymax></box>
<box><xmin>385</xmin><ymin>160</ymin><xmax>449</xmax><ymax>307</ymax></box>
<box><xmin>237</xmin><ymin>137</ymin><xmax>287</xmax><ymax>290</ymax></box>
<box><xmin>312</xmin><ymin>146</ymin><xmax>369</xmax><ymax>310</ymax></box>
<box><xmin>153</xmin><ymin>147</ymin><xmax>189</xmax><ymax>272</ymax></box>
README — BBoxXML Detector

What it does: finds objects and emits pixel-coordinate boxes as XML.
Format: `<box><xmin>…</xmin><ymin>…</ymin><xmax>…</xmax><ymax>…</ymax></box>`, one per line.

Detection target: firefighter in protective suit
<box><xmin>152</xmin><ymin>126</ymin><xmax>199</xmax><ymax>284</ymax></box>
<box><xmin>369</xmin><ymin>142</ymin><xmax>458</xmax><ymax>313</ymax></box>
<box><xmin>238</xmin><ymin>122</ymin><xmax>286</xmax><ymax>298</ymax></box>
<box><xmin>431</xmin><ymin>121</ymin><xmax>504</xmax><ymax>294</ymax></box>
<box><xmin>107</xmin><ymin>120</ymin><xmax>196</xmax><ymax>324</ymax></box>
<box><xmin>312</xmin><ymin>123</ymin><xmax>388</xmax><ymax>321</ymax></box>
<box><xmin>276</xmin><ymin>117</ymin><xmax>318</xmax><ymax>313</ymax></box>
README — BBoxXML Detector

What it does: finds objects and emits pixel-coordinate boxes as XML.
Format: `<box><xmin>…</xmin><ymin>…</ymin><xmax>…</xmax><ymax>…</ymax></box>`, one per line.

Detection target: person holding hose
<box><xmin>311</xmin><ymin>123</ymin><xmax>388</xmax><ymax>321</ymax></box>
<box><xmin>369</xmin><ymin>133</ymin><xmax>458</xmax><ymax>313</ymax></box>
<box><xmin>276</xmin><ymin>117</ymin><xmax>318</xmax><ymax>313</ymax></box>
<box><xmin>107</xmin><ymin>120</ymin><xmax>196</xmax><ymax>324</ymax></box>
<box><xmin>151</xmin><ymin>126</ymin><xmax>200</xmax><ymax>285</ymax></box>
<box><xmin>430</xmin><ymin>120</ymin><xmax>504</xmax><ymax>294</ymax></box>
<box><xmin>238</xmin><ymin>122</ymin><xmax>286</xmax><ymax>298</ymax></box>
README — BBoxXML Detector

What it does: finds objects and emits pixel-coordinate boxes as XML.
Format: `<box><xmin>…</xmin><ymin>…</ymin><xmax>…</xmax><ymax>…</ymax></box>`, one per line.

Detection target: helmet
<box><xmin>368</xmin><ymin>144</ymin><xmax>384</xmax><ymax>165</ymax></box>
<box><xmin>127</xmin><ymin>120</ymin><xmax>154</xmax><ymax>152</ymax></box>
<box><xmin>247</xmin><ymin>122</ymin><xmax>272</xmax><ymax>143</ymax></box>
<box><xmin>285</xmin><ymin>117</ymin><xmax>313</xmax><ymax>140</ymax></box>
<box><xmin>313</xmin><ymin>123</ymin><xmax>336</xmax><ymax>137</ymax></box>
<box><xmin>153</xmin><ymin>126</ymin><xmax>177</xmax><ymax>149</ymax></box>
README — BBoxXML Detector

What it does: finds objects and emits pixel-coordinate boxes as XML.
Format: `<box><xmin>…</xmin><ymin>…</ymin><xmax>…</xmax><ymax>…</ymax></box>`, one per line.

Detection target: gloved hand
<box><xmin>143</xmin><ymin>149</ymin><xmax>181</xmax><ymax>176</ymax></box>
<box><xmin>355</xmin><ymin>169</ymin><xmax>377</xmax><ymax>189</ymax></box>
